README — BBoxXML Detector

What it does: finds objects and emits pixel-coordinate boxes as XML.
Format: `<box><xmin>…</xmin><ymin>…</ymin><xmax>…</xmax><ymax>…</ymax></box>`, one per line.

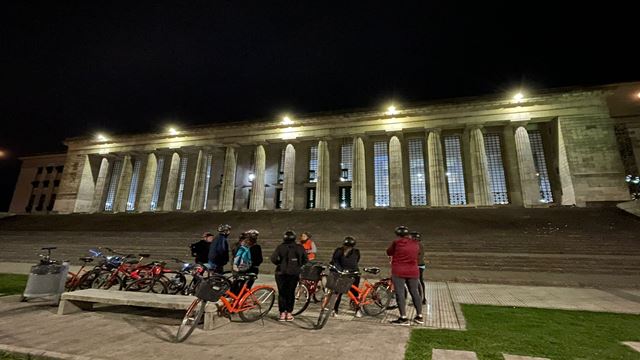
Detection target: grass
<box><xmin>0</xmin><ymin>274</ymin><xmax>28</xmax><ymax>296</ymax></box>
<box><xmin>406</xmin><ymin>304</ymin><xmax>640</xmax><ymax>360</ymax></box>
<box><xmin>0</xmin><ymin>351</ymin><xmax>53</xmax><ymax>360</ymax></box>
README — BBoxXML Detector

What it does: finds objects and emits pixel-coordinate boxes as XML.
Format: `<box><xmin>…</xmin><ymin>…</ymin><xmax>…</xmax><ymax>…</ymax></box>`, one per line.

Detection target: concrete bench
<box><xmin>57</xmin><ymin>289</ymin><xmax>218</xmax><ymax>330</ymax></box>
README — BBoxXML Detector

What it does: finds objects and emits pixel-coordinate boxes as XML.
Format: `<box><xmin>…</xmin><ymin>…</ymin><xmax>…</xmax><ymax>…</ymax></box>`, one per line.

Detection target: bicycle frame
<box><xmin>219</xmin><ymin>283</ymin><xmax>273</xmax><ymax>314</ymax></box>
<box><xmin>345</xmin><ymin>279</ymin><xmax>375</xmax><ymax>306</ymax></box>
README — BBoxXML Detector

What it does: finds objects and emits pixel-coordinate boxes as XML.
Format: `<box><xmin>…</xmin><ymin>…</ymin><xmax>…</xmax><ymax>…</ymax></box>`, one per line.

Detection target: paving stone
<box><xmin>503</xmin><ymin>354</ymin><xmax>550</xmax><ymax>360</ymax></box>
<box><xmin>623</xmin><ymin>341</ymin><xmax>640</xmax><ymax>352</ymax></box>
<box><xmin>432</xmin><ymin>349</ymin><xmax>478</xmax><ymax>359</ymax></box>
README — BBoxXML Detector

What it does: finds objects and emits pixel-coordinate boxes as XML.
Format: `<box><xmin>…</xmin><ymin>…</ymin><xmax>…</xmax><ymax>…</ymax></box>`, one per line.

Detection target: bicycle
<box><xmin>291</xmin><ymin>263</ymin><xmax>327</xmax><ymax>316</ymax></box>
<box><xmin>175</xmin><ymin>271</ymin><xmax>276</xmax><ymax>342</ymax></box>
<box><xmin>91</xmin><ymin>251</ymin><xmax>151</xmax><ymax>290</ymax></box>
<box><xmin>314</xmin><ymin>265</ymin><xmax>392</xmax><ymax>329</ymax></box>
<box><xmin>124</xmin><ymin>260</ymin><xmax>169</xmax><ymax>293</ymax></box>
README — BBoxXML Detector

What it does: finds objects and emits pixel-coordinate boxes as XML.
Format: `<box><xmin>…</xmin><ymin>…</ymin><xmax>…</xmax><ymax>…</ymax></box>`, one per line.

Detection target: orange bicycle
<box><xmin>175</xmin><ymin>271</ymin><xmax>275</xmax><ymax>342</ymax></box>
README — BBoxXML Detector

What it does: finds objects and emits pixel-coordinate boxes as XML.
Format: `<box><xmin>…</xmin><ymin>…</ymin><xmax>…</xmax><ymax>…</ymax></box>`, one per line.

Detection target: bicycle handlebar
<box><xmin>326</xmin><ymin>263</ymin><xmax>360</xmax><ymax>276</ymax></box>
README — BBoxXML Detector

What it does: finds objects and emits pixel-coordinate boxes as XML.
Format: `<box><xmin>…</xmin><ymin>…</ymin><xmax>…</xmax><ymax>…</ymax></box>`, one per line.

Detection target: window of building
<box><xmin>202</xmin><ymin>153</ymin><xmax>213</xmax><ymax>210</ymax></box>
<box><xmin>43</xmin><ymin>180</ymin><xmax>50</xmax><ymax>188</ymax></box>
<box><xmin>150</xmin><ymin>156</ymin><xmax>165</xmax><ymax>211</ymax></box>
<box><xmin>309</xmin><ymin>145</ymin><xmax>318</xmax><ymax>182</ymax></box>
<box><xmin>46</xmin><ymin>166</ymin><xmax>53</xmax><ymax>174</ymax></box>
<box><xmin>126</xmin><ymin>159</ymin><xmax>142</xmax><ymax>211</ymax></box>
<box><xmin>175</xmin><ymin>155</ymin><xmax>189</xmax><ymax>210</ymax></box>
<box><xmin>36</xmin><ymin>167</ymin><xmax>43</xmax><ymax>175</ymax></box>
<box><xmin>484</xmin><ymin>134</ymin><xmax>509</xmax><ymax>204</ymax></box>
<box><xmin>53</xmin><ymin>179</ymin><xmax>60</xmax><ymax>187</ymax></box>
<box><xmin>47</xmin><ymin>194</ymin><xmax>56</xmax><ymax>211</ymax></box>
<box><xmin>275</xmin><ymin>189</ymin><xmax>283</xmax><ymax>209</ymax></box>
<box><xmin>528</xmin><ymin>131</ymin><xmax>554</xmax><ymax>203</ymax></box>
<box><xmin>340</xmin><ymin>141</ymin><xmax>353</xmax><ymax>181</ymax></box>
<box><xmin>104</xmin><ymin>159</ymin><xmax>123</xmax><ymax>212</ymax></box>
<box><xmin>374</xmin><ymin>141</ymin><xmax>390</xmax><ymax>207</ymax></box>
<box><xmin>55</xmin><ymin>166</ymin><xmax>64</xmax><ymax>173</ymax></box>
<box><xmin>407</xmin><ymin>138</ymin><xmax>427</xmax><ymax>206</ymax></box>
<box><xmin>36</xmin><ymin>194</ymin><xmax>46</xmax><ymax>211</ymax></box>
<box><xmin>31</xmin><ymin>180</ymin><xmax>40</xmax><ymax>188</ymax></box>
<box><xmin>26</xmin><ymin>195</ymin><xmax>35</xmax><ymax>213</ymax></box>
<box><xmin>306</xmin><ymin>188</ymin><xmax>316</xmax><ymax>209</ymax></box>
<box><xmin>278</xmin><ymin>148</ymin><xmax>285</xmax><ymax>184</ymax></box>
<box><xmin>444</xmin><ymin>135</ymin><xmax>467</xmax><ymax>205</ymax></box>
<box><xmin>339</xmin><ymin>186</ymin><xmax>352</xmax><ymax>208</ymax></box>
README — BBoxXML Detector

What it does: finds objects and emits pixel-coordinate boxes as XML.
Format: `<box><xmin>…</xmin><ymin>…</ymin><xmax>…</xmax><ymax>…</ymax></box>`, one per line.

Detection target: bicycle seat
<box><xmin>79</xmin><ymin>257</ymin><xmax>94</xmax><ymax>263</ymax></box>
<box><xmin>363</xmin><ymin>267</ymin><xmax>381</xmax><ymax>275</ymax></box>
<box><xmin>234</xmin><ymin>272</ymin><xmax>258</xmax><ymax>280</ymax></box>
<box><xmin>41</xmin><ymin>247</ymin><xmax>57</xmax><ymax>250</ymax></box>
<box><xmin>138</xmin><ymin>253</ymin><xmax>151</xmax><ymax>258</ymax></box>
<box><xmin>125</xmin><ymin>258</ymin><xmax>140</xmax><ymax>264</ymax></box>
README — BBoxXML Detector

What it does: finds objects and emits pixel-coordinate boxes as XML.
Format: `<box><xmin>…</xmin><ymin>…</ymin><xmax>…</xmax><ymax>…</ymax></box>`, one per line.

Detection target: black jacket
<box><xmin>248</xmin><ymin>244</ymin><xmax>264</xmax><ymax>274</ymax></box>
<box><xmin>270</xmin><ymin>241</ymin><xmax>308</xmax><ymax>275</ymax></box>
<box><xmin>191</xmin><ymin>240</ymin><xmax>211</xmax><ymax>264</ymax></box>
<box><xmin>417</xmin><ymin>241</ymin><xmax>425</xmax><ymax>266</ymax></box>
<box><xmin>331</xmin><ymin>247</ymin><xmax>360</xmax><ymax>272</ymax></box>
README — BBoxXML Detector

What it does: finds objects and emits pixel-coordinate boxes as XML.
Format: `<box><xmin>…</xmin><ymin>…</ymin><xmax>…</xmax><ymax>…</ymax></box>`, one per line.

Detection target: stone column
<box><xmin>188</xmin><ymin>150</ymin><xmax>205</xmax><ymax>211</ymax></box>
<box><xmin>114</xmin><ymin>155</ymin><xmax>133</xmax><ymax>212</ymax></box>
<box><xmin>514</xmin><ymin>126</ymin><xmax>540</xmax><ymax>207</ymax></box>
<box><xmin>502</xmin><ymin>125</ymin><xmax>523</xmax><ymax>206</ymax></box>
<box><xmin>352</xmin><ymin>137</ymin><xmax>367</xmax><ymax>209</ymax></box>
<box><xmin>389</xmin><ymin>136</ymin><xmax>406</xmax><ymax>207</ymax></box>
<box><xmin>219</xmin><ymin>146</ymin><xmax>237</xmax><ymax>211</ymax></box>
<box><xmin>427</xmin><ymin>130</ymin><xmax>449</xmax><ymax>206</ymax></box>
<box><xmin>137</xmin><ymin>153</ymin><xmax>158</xmax><ymax>212</ymax></box>
<box><xmin>162</xmin><ymin>152</ymin><xmax>181</xmax><ymax>211</ymax></box>
<box><xmin>249</xmin><ymin>145</ymin><xmax>266</xmax><ymax>210</ymax></box>
<box><xmin>469</xmin><ymin>127</ymin><xmax>493</xmax><ymax>206</ymax></box>
<box><xmin>90</xmin><ymin>157</ymin><xmax>110</xmax><ymax>212</ymax></box>
<box><xmin>316</xmin><ymin>140</ymin><xmax>331</xmax><ymax>209</ymax></box>
<box><xmin>281</xmin><ymin>144</ymin><xmax>296</xmax><ymax>210</ymax></box>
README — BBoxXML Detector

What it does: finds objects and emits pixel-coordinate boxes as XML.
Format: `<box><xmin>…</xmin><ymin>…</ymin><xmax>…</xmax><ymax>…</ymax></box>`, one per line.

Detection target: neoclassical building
<box><xmin>9</xmin><ymin>82</ymin><xmax>640</xmax><ymax>214</ymax></box>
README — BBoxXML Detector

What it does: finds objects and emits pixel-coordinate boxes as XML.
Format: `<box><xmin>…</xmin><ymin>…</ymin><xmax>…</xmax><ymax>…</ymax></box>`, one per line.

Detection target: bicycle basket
<box><xmin>325</xmin><ymin>272</ymin><xmax>355</xmax><ymax>294</ymax></box>
<box><xmin>195</xmin><ymin>277</ymin><xmax>229</xmax><ymax>302</ymax></box>
<box><xmin>300</xmin><ymin>264</ymin><xmax>323</xmax><ymax>281</ymax></box>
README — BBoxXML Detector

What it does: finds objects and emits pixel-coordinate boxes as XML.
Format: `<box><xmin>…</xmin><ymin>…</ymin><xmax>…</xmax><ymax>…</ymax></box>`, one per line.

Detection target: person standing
<box><xmin>271</xmin><ymin>230</ymin><xmax>307</xmax><ymax>322</ymax></box>
<box><xmin>191</xmin><ymin>232</ymin><xmax>213</xmax><ymax>265</ymax></box>
<box><xmin>386</xmin><ymin>226</ymin><xmax>423</xmax><ymax>325</ymax></box>
<box><xmin>208</xmin><ymin>224</ymin><xmax>231</xmax><ymax>274</ymax></box>
<box><xmin>244</xmin><ymin>229</ymin><xmax>263</xmax><ymax>288</ymax></box>
<box><xmin>299</xmin><ymin>231</ymin><xmax>317</xmax><ymax>262</ymax></box>
<box><xmin>330</xmin><ymin>236</ymin><xmax>361</xmax><ymax>317</ymax></box>
<box><xmin>410</xmin><ymin>231</ymin><xmax>427</xmax><ymax>305</ymax></box>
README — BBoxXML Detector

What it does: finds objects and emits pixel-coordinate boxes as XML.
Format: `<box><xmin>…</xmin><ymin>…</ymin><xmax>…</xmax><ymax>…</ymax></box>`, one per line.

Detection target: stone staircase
<box><xmin>1</xmin><ymin>207</ymin><xmax>639</xmax><ymax>287</ymax></box>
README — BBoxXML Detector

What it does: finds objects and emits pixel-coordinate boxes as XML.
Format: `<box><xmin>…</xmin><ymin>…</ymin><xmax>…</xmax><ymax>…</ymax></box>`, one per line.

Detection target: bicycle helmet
<box><xmin>395</xmin><ymin>226</ymin><xmax>410</xmax><ymax>237</ymax></box>
<box><xmin>343</xmin><ymin>236</ymin><xmax>356</xmax><ymax>247</ymax></box>
<box><xmin>217</xmin><ymin>224</ymin><xmax>232</xmax><ymax>233</ymax></box>
<box><xmin>243</xmin><ymin>229</ymin><xmax>260</xmax><ymax>242</ymax></box>
<box><xmin>409</xmin><ymin>231</ymin><xmax>422</xmax><ymax>241</ymax></box>
<box><xmin>283</xmin><ymin>230</ymin><xmax>296</xmax><ymax>242</ymax></box>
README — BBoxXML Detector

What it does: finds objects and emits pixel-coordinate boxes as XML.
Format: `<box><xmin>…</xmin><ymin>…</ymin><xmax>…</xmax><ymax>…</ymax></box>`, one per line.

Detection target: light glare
<box><xmin>513</xmin><ymin>92</ymin><xmax>524</xmax><ymax>103</ymax></box>
<box><xmin>168</xmin><ymin>127</ymin><xmax>178</xmax><ymax>135</ymax></box>
<box><xmin>386</xmin><ymin>105</ymin><xmax>398</xmax><ymax>116</ymax></box>
<box><xmin>281</xmin><ymin>116</ymin><xmax>294</xmax><ymax>125</ymax></box>
<box><xmin>96</xmin><ymin>134</ymin><xmax>107</xmax><ymax>142</ymax></box>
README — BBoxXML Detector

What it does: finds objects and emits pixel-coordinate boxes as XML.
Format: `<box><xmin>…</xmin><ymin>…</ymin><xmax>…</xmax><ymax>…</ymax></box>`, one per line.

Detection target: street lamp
<box><xmin>625</xmin><ymin>174</ymin><xmax>640</xmax><ymax>200</ymax></box>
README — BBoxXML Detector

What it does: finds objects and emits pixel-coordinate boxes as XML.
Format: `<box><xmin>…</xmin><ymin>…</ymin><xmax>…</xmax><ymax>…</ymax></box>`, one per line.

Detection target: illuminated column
<box><xmin>281</xmin><ymin>144</ymin><xmax>296</xmax><ymax>210</ymax></box>
<box><xmin>188</xmin><ymin>149</ymin><xmax>205</xmax><ymax>211</ymax></box>
<box><xmin>137</xmin><ymin>153</ymin><xmax>158</xmax><ymax>212</ymax></box>
<box><xmin>162</xmin><ymin>152</ymin><xmax>181</xmax><ymax>211</ymax></box>
<box><xmin>514</xmin><ymin>126</ymin><xmax>540</xmax><ymax>207</ymax></box>
<box><xmin>316</xmin><ymin>140</ymin><xmax>331</xmax><ymax>209</ymax></box>
<box><xmin>352</xmin><ymin>137</ymin><xmax>367</xmax><ymax>209</ymax></box>
<box><xmin>219</xmin><ymin>146</ymin><xmax>237</xmax><ymax>211</ymax></box>
<box><xmin>90</xmin><ymin>157</ymin><xmax>110</xmax><ymax>212</ymax></box>
<box><xmin>113</xmin><ymin>155</ymin><xmax>133</xmax><ymax>212</ymax></box>
<box><xmin>427</xmin><ymin>130</ymin><xmax>448</xmax><ymax>206</ymax></box>
<box><xmin>469</xmin><ymin>127</ymin><xmax>493</xmax><ymax>206</ymax></box>
<box><xmin>249</xmin><ymin>145</ymin><xmax>266</xmax><ymax>210</ymax></box>
<box><xmin>389</xmin><ymin>135</ymin><xmax>406</xmax><ymax>207</ymax></box>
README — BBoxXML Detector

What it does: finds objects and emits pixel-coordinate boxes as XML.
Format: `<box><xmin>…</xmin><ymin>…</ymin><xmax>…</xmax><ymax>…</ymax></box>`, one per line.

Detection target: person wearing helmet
<box><xmin>330</xmin><ymin>236</ymin><xmax>361</xmax><ymax>317</ymax></box>
<box><xmin>410</xmin><ymin>231</ymin><xmax>427</xmax><ymax>305</ymax></box>
<box><xmin>270</xmin><ymin>230</ymin><xmax>308</xmax><ymax>322</ymax></box>
<box><xmin>244</xmin><ymin>229</ymin><xmax>263</xmax><ymax>288</ymax></box>
<box><xmin>386</xmin><ymin>226</ymin><xmax>423</xmax><ymax>325</ymax></box>
<box><xmin>208</xmin><ymin>224</ymin><xmax>231</xmax><ymax>273</ymax></box>
<box><xmin>299</xmin><ymin>232</ymin><xmax>317</xmax><ymax>262</ymax></box>
<box><xmin>191</xmin><ymin>232</ymin><xmax>214</xmax><ymax>265</ymax></box>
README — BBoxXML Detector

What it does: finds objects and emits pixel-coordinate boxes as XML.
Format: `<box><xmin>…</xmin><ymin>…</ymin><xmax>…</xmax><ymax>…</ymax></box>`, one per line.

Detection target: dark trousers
<box><xmin>418</xmin><ymin>266</ymin><xmax>426</xmax><ymax>304</ymax></box>
<box><xmin>334</xmin><ymin>276</ymin><xmax>360</xmax><ymax>312</ymax></box>
<box><xmin>392</xmin><ymin>276</ymin><xmax>422</xmax><ymax>318</ymax></box>
<box><xmin>275</xmin><ymin>274</ymin><xmax>299</xmax><ymax>313</ymax></box>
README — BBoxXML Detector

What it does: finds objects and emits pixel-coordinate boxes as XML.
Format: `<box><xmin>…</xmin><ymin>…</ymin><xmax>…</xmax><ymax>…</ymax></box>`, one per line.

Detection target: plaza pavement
<box><xmin>2</xmin><ymin>262</ymin><xmax>640</xmax><ymax>359</ymax></box>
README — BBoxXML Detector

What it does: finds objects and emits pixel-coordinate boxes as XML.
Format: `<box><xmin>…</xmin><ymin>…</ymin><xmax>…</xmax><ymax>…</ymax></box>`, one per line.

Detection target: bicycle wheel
<box><xmin>91</xmin><ymin>271</ymin><xmax>123</xmax><ymax>290</ymax></box>
<box><xmin>175</xmin><ymin>298</ymin><xmax>206</xmax><ymax>343</ymax></box>
<box><xmin>125</xmin><ymin>277</ymin><xmax>168</xmax><ymax>293</ymax></box>
<box><xmin>162</xmin><ymin>273</ymin><xmax>186</xmax><ymax>295</ymax></box>
<box><xmin>315</xmin><ymin>291</ymin><xmax>338</xmax><ymax>330</ymax></box>
<box><xmin>312</xmin><ymin>276</ymin><xmax>327</xmax><ymax>303</ymax></box>
<box><xmin>291</xmin><ymin>282</ymin><xmax>310</xmax><ymax>316</ymax></box>
<box><xmin>238</xmin><ymin>287</ymin><xmax>276</xmax><ymax>322</ymax></box>
<box><xmin>77</xmin><ymin>269</ymin><xmax>101</xmax><ymax>290</ymax></box>
<box><xmin>362</xmin><ymin>285</ymin><xmax>392</xmax><ymax>316</ymax></box>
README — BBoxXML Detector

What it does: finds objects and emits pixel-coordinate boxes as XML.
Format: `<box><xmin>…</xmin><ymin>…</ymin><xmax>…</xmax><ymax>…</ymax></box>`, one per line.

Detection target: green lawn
<box><xmin>0</xmin><ymin>351</ymin><xmax>51</xmax><ymax>360</ymax></box>
<box><xmin>406</xmin><ymin>304</ymin><xmax>640</xmax><ymax>360</ymax></box>
<box><xmin>0</xmin><ymin>273</ymin><xmax>28</xmax><ymax>296</ymax></box>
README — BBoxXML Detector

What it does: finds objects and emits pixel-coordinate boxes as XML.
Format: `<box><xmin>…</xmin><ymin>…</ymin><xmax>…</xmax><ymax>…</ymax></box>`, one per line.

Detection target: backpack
<box><xmin>279</xmin><ymin>244</ymin><xmax>304</xmax><ymax>275</ymax></box>
<box><xmin>233</xmin><ymin>245</ymin><xmax>252</xmax><ymax>272</ymax></box>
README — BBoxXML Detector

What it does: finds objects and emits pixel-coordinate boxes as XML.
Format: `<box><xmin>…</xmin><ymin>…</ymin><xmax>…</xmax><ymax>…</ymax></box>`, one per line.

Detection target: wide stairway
<box><xmin>1</xmin><ymin>207</ymin><xmax>639</xmax><ymax>287</ymax></box>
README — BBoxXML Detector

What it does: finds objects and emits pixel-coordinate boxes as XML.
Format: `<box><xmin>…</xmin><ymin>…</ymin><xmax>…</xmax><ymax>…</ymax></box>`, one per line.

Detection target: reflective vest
<box><xmin>301</xmin><ymin>240</ymin><xmax>316</xmax><ymax>261</ymax></box>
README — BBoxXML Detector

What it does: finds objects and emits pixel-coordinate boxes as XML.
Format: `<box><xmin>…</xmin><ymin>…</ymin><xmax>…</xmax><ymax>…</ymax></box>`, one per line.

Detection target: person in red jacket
<box><xmin>386</xmin><ymin>226</ymin><xmax>423</xmax><ymax>325</ymax></box>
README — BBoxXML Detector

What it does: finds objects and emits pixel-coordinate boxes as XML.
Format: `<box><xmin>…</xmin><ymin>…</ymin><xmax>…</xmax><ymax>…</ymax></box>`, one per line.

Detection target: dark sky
<box><xmin>1</xmin><ymin>2</ymin><xmax>638</xmax><ymax>211</ymax></box>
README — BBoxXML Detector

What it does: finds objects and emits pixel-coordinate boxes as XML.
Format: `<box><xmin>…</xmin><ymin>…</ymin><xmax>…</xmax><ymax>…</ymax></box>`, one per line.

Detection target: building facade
<box><xmin>10</xmin><ymin>82</ymin><xmax>640</xmax><ymax>214</ymax></box>
<box><xmin>9</xmin><ymin>154</ymin><xmax>67</xmax><ymax>214</ymax></box>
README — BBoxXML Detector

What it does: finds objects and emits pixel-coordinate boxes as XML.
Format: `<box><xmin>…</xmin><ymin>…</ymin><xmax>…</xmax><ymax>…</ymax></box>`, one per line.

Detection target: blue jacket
<box><xmin>208</xmin><ymin>234</ymin><xmax>230</xmax><ymax>266</ymax></box>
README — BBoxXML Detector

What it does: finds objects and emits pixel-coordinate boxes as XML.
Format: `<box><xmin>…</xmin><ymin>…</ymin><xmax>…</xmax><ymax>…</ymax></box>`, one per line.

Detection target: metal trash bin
<box><xmin>21</xmin><ymin>247</ymin><xmax>69</xmax><ymax>304</ymax></box>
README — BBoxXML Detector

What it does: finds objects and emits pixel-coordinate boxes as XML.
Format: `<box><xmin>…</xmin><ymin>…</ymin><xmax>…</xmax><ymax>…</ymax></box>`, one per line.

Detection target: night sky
<box><xmin>1</xmin><ymin>2</ymin><xmax>638</xmax><ymax>211</ymax></box>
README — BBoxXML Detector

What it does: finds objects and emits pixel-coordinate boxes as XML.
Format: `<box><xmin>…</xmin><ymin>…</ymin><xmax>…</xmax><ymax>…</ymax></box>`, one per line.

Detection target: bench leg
<box><xmin>203</xmin><ymin>312</ymin><xmax>215</xmax><ymax>330</ymax></box>
<box><xmin>57</xmin><ymin>299</ymin><xmax>93</xmax><ymax>315</ymax></box>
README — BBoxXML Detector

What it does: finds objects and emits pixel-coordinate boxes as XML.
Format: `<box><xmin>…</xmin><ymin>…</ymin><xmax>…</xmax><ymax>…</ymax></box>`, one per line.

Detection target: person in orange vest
<box><xmin>299</xmin><ymin>232</ymin><xmax>317</xmax><ymax>262</ymax></box>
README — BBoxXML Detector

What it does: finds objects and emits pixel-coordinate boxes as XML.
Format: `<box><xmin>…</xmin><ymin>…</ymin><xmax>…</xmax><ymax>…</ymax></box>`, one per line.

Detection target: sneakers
<box><xmin>390</xmin><ymin>317</ymin><xmax>410</xmax><ymax>326</ymax></box>
<box><xmin>331</xmin><ymin>310</ymin><xmax>337</xmax><ymax>317</ymax></box>
<box><xmin>285</xmin><ymin>313</ymin><xmax>294</xmax><ymax>322</ymax></box>
<box><xmin>279</xmin><ymin>312</ymin><xmax>287</xmax><ymax>321</ymax></box>
<box><xmin>414</xmin><ymin>315</ymin><xmax>425</xmax><ymax>325</ymax></box>
<box><xmin>355</xmin><ymin>309</ymin><xmax>363</xmax><ymax>318</ymax></box>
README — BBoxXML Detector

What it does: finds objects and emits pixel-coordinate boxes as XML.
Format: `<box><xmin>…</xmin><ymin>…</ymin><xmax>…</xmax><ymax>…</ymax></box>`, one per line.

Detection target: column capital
<box><xmin>424</xmin><ymin>127</ymin><xmax>442</xmax><ymax>134</ymax></box>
